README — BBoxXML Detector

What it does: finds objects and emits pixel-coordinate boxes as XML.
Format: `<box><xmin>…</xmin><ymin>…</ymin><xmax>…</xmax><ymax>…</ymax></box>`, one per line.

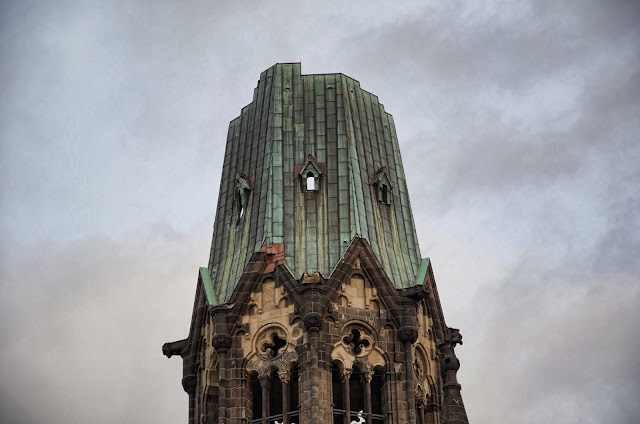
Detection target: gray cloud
<box><xmin>0</xmin><ymin>226</ymin><xmax>210</xmax><ymax>424</ymax></box>
<box><xmin>1</xmin><ymin>1</ymin><xmax>638</xmax><ymax>423</ymax></box>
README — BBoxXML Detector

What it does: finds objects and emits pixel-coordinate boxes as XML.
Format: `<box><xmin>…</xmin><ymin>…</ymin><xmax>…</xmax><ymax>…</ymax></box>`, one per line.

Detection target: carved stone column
<box><xmin>302</xmin><ymin>313</ymin><xmax>324</xmax><ymax>423</ymax></box>
<box><xmin>416</xmin><ymin>394</ymin><xmax>426</xmax><ymax>424</ymax></box>
<box><xmin>298</xmin><ymin>273</ymin><xmax>331</xmax><ymax>424</ymax></box>
<box><xmin>211</xmin><ymin>334</ymin><xmax>231</xmax><ymax>423</ymax></box>
<box><xmin>341</xmin><ymin>368</ymin><xmax>352</xmax><ymax>424</ymax></box>
<box><xmin>438</xmin><ymin>328</ymin><xmax>468</xmax><ymax>424</ymax></box>
<box><xmin>363</xmin><ymin>371</ymin><xmax>373</xmax><ymax>424</ymax></box>
<box><xmin>279</xmin><ymin>371</ymin><xmax>291</xmax><ymax>424</ymax></box>
<box><xmin>209</xmin><ymin>305</ymin><xmax>231</xmax><ymax>423</ymax></box>
<box><xmin>182</xmin><ymin>375</ymin><xmax>197</xmax><ymax>424</ymax></box>
<box><xmin>385</xmin><ymin>370</ymin><xmax>396</xmax><ymax>424</ymax></box>
<box><xmin>259</xmin><ymin>375</ymin><xmax>271</xmax><ymax>424</ymax></box>
<box><xmin>399</xmin><ymin>327</ymin><xmax>418</xmax><ymax>424</ymax></box>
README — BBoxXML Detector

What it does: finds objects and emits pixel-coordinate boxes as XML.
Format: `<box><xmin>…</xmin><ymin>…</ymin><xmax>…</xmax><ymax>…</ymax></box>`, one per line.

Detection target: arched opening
<box><xmin>331</xmin><ymin>361</ymin><xmax>345</xmax><ymax>423</ymax></box>
<box><xmin>306</xmin><ymin>171</ymin><xmax>315</xmax><ymax>191</ymax></box>
<box><xmin>289</xmin><ymin>363</ymin><xmax>300</xmax><ymax>422</ymax></box>
<box><xmin>339</xmin><ymin>295</ymin><xmax>349</xmax><ymax>307</ymax></box>
<box><xmin>269</xmin><ymin>369</ymin><xmax>283</xmax><ymax>419</ymax></box>
<box><xmin>425</xmin><ymin>381</ymin><xmax>437</xmax><ymax>424</ymax></box>
<box><xmin>349</xmin><ymin>367</ymin><xmax>365</xmax><ymax>415</ymax></box>
<box><xmin>248</xmin><ymin>371</ymin><xmax>261</xmax><ymax>422</ymax></box>
<box><xmin>330</xmin><ymin>361</ymin><xmax>387</xmax><ymax>424</ymax></box>
<box><xmin>248</xmin><ymin>364</ymin><xmax>299</xmax><ymax>424</ymax></box>
<box><xmin>371</xmin><ymin>367</ymin><xmax>384</xmax><ymax>416</ymax></box>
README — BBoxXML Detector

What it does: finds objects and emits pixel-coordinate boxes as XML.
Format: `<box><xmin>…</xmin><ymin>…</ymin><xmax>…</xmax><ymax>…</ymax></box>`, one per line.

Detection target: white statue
<box><xmin>351</xmin><ymin>410</ymin><xmax>365</xmax><ymax>424</ymax></box>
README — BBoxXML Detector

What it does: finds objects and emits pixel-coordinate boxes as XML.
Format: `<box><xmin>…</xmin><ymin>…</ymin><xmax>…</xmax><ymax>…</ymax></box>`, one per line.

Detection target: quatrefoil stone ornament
<box><xmin>258</xmin><ymin>330</ymin><xmax>287</xmax><ymax>360</ymax></box>
<box><xmin>342</xmin><ymin>328</ymin><xmax>372</xmax><ymax>356</ymax></box>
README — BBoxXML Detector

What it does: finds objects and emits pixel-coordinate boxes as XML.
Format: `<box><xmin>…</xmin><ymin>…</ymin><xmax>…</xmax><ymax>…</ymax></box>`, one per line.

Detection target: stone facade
<box><xmin>163</xmin><ymin>64</ymin><xmax>468</xmax><ymax>424</ymax></box>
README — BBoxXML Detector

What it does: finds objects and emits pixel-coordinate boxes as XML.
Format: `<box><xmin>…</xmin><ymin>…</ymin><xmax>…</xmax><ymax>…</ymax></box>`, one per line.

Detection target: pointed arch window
<box><xmin>248</xmin><ymin>327</ymin><xmax>299</xmax><ymax>424</ymax></box>
<box><xmin>332</xmin><ymin>324</ymin><xmax>386</xmax><ymax>423</ymax></box>
<box><xmin>249</xmin><ymin>367</ymin><xmax>299</xmax><ymax>424</ymax></box>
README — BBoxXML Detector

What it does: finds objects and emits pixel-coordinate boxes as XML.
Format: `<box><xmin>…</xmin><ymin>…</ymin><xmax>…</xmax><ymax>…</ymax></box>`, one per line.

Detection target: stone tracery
<box><xmin>342</xmin><ymin>327</ymin><xmax>372</xmax><ymax>356</ymax></box>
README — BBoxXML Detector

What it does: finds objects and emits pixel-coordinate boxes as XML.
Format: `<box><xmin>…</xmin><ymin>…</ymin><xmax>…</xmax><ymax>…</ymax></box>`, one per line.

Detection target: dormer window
<box><xmin>372</xmin><ymin>166</ymin><xmax>393</xmax><ymax>206</ymax></box>
<box><xmin>235</xmin><ymin>172</ymin><xmax>253</xmax><ymax>221</ymax></box>
<box><xmin>299</xmin><ymin>154</ymin><xmax>322</xmax><ymax>193</ymax></box>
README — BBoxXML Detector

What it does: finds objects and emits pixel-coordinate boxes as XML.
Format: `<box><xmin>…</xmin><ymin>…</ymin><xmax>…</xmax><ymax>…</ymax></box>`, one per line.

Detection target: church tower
<box><xmin>163</xmin><ymin>63</ymin><xmax>469</xmax><ymax>424</ymax></box>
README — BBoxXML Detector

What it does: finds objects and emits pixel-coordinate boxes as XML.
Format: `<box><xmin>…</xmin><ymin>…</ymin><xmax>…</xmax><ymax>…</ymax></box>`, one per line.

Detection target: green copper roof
<box><xmin>206</xmin><ymin>63</ymin><xmax>423</xmax><ymax>304</ymax></box>
<box><xmin>414</xmin><ymin>257</ymin><xmax>431</xmax><ymax>286</ymax></box>
<box><xmin>199</xmin><ymin>267</ymin><xmax>216</xmax><ymax>305</ymax></box>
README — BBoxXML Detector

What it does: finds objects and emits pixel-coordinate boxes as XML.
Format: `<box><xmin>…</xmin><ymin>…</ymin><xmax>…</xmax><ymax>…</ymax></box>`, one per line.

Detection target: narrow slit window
<box><xmin>235</xmin><ymin>173</ymin><xmax>252</xmax><ymax>222</ymax></box>
<box><xmin>306</xmin><ymin>172</ymin><xmax>315</xmax><ymax>191</ymax></box>
<box><xmin>236</xmin><ymin>190</ymin><xmax>245</xmax><ymax>220</ymax></box>
<box><xmin>381</xmin><ymin>185</ymin><xmax>388</xmax><ymax>204</ymax></box>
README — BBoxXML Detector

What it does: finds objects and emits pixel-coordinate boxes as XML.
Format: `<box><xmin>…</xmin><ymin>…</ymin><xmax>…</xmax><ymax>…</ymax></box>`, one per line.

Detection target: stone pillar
<box><xmin>182</xmin><ymin>375</ymin><xmax>197</xmax><ymax>424</ymax></box>
<box><xmin>280</xmin><ymin>372</ymin><xmax>291</xmax><ymax>424</ymax></box>
<box><xmin>210</xmin><ymin>305</ymin><xmax>232</xmax><ymax>423</ymax></box>
<box><xmin>259</xmin><ymin>375</ymin><xmax>271</xmax><ymax>424</ymax></box>
<box><xmin>298</xmin><ymin>276</ymin><xmax>331</xmax><ymax>424</ymax></box>
<box><xmin>363</xmin><ymin>372</ymin><xmax>373</xmax><ymax>424</ymax></box>
<box><xmin>342</xmin><ymin>369</ymin><xmax>352</xmax><ymax>424</ymax></box>
<box><xmin>302</xmin><ymin>313</ymin><xmax>324</xmax><ymax>423</ymax></box>
<box><xmin>399</xmin><ymin>327</ymin><xmax>418</xmax><ymax>424</ymax></box>
<box><xmin>385</xmin><ymin>371</ymin><xmax>395</xmax><ymax>424</ymax></box>
<box><xmin>415</xmin><ymin>393</ymin><xmax>427</xmax><ymax>424</ymax></box>
<box><xmin>438</xmin><ymin>328</ymin><xmax>468</xmax><ymax>424</ymax></box>
<box><xmin>212</xmin><ymin>335</ymin><xmax>232</xmax><ymax>423</ymax></box>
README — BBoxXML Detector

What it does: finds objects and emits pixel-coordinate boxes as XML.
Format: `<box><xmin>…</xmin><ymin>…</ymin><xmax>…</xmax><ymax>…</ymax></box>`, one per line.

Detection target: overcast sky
<box><xmin>1</xmin><ymin>1</ymin><xmax>639</xmax><ymax>423</ymax></box>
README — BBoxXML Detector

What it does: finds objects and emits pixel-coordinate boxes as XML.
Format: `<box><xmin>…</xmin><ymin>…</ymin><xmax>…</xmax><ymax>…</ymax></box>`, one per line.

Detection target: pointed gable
<box><xmin>326</xmin><ymin>235</ymin><xmax>418</xmax><ymax>325</ymax></box>
<box><xmin>372</xmin><ymin>166</ymin><xmax>393</xmax><ymax>205</ymax></box>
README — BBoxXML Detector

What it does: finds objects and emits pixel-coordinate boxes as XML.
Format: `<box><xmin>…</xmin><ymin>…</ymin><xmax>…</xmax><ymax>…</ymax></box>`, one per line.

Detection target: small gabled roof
<box><xmin>372</xmin><ymin>166</ymin><xmax>393</xmax><ymax>189</ymax></box>
<box><xmin>235</xmin><ymin>172</ymin><xmax>254</xmax><ymax>190</ymax></box>
<box><xmin>298</xmin><ymin>154</ymin><xmax>323</xmax><ymax>177</ymax></box>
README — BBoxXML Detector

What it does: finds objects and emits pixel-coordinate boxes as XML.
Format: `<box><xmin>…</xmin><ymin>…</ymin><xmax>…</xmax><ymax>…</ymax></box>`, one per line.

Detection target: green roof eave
<box><xmin>414</xmin><ymin>257</ymin><xmax>431</xmax><ymax>286</ymax></box>
<box><xmin>200</xmin><ymin>267</ymin><xmax>217</xmax><ymax>305</ymax></box>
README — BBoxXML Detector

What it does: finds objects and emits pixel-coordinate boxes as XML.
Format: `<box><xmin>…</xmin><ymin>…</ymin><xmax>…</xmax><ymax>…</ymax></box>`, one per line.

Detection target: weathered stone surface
<box><xmin>181</xmin><ymin>375</ymin><xmax>197</xmax><ymax>394</ymax></box>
